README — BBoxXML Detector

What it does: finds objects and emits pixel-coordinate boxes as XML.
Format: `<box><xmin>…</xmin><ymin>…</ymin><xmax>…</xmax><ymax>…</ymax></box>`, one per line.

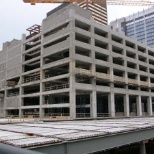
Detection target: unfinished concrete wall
<box><xmin>8</xmin><ymin>45</ymin><xmax>21</xmax><ymax>59</ymax></box>
<box><xmin>0</xmin><ymin>99</ymin><xmax>4</xmax><ymax>117</ymax></box>
<box><xmin>2</xmin><ymin>39</ymin><xmax>21</xmax><ymax>50</ymax></box>
<box><xmin>42</xmin><ymin>4</ymin><xmax>91</xmax><ymax>31</ymax></box>
<box><xmin>0</xmin><ymin>52</ymin><xmax>7</xmax><ymax>89</ymax></box>
<box><xmin>7</xmin><ymin>66</ymin><xmax>21</xmax><ymax>78</ymax></box>
<box><xmin>0</xmin><ymin>51</ymin><xmax>7</xmax><ymax>62</ymax></box>
<box><xmin>6</xmin><ymin>44</ymin><xmax>22</xmax><ymax>78</ymax></box>
<box><xmin>4</xmin><ymin>98</ymin><xmax>20</xmax><ymax>108</ymax></box>
<box><xmin>42</xmin><ymin>9</ymin><xmax>69</xmax><ymax>31</ymax></box>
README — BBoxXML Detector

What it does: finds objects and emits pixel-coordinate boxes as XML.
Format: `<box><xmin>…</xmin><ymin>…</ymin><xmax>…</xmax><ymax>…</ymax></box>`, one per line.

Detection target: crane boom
<box><xmin>23</xmin><ymin>0</ymin><xmax>154</xmax><ymax>6</ymax></box>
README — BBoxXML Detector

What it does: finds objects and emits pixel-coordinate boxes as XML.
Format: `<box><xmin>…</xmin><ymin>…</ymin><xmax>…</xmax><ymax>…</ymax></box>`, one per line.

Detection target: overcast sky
<box><xmin>0</xmin><ymin>0</ymin><xmax>150</xmax><ymax>50</ymax></box>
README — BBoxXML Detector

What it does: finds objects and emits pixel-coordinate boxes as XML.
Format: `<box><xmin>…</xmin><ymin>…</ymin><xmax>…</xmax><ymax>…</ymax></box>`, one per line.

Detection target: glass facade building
<box><xmin>110</xmin><ymin>7</ymin><xmax>154</xmax><ymax>47</ymax></box>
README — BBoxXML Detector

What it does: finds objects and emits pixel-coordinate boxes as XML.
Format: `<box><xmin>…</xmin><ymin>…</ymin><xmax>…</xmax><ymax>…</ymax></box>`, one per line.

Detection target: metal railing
<box><xmin>24</xmin><ymin>75</ymin><xmax>40</xmax><ymax>83</ymax></box>
<box><xmin>75</xmin><ymin>68</ymin><xmax>154</xmax><ymax>90</ymax></box>
<box><xmin>97</xmin><ymin>113</ymin><xmax>110</xmax><ymax>117</ymax></box>
<box><xmin>45</xmin><ymin>83</ymin><xmax>69</xmax><ymax>91</ymax></box>
<box><xmin>76</xmin><ymin>113</ymin><xmax>91</xmax><ymax>118</ymax></box>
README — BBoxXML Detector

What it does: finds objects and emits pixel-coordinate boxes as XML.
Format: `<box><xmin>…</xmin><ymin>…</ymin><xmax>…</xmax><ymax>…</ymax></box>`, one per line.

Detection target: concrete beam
<box><xmin>32</xmin><ymin>128</ymin><xmax>154</xmax><ymax>154</ymax></box>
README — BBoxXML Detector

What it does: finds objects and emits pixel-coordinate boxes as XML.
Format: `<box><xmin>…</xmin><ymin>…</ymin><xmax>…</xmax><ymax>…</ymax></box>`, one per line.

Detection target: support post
<box><xmin>70</xmin><ymin>91</ymin><xmax>76</xmax><ymax>119</ymax></box>
<box><xmin>147</xmin><ymin>96</ymin><xmax>152</xmax><ymax>116</ymax></box>
<box><xmin>90</xmin><ymin>91</ymin><xmax>97</xmax><ymax>118</ymax></box>
<box><xmin>137</xmin><ymin>95</ymin><xmax>142</xmax><ymax>116</ymax></box>
<box><xmin>39</xmin><ymin>95</ymin><xmax>44</xmax><ymax>119</ymax></box>
<box><xmin>140</xmin><ymin>141</ymin><xmax>146</xmax><ymax>154</ymax></box>
<box><xmin>124</xmin><ymin>94</ymin><xmax>129</xmax><ymax>117</ymax></box>
<box><xmin>108</xmin><ymin>90</ymin><xmax>115</xmax><ymax>117</ymax></box>
<box><xmin>69</xmin><ymin>60</ymin><xmax>76</xmax><ymax>120</ymax></box>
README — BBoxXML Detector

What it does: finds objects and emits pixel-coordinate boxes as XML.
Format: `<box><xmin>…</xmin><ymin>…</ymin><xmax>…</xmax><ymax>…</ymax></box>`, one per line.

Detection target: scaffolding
<box><xmin>26</xmin><ymin>24</ymin><xmax>41</xmax><ymax>39</ymax></box>
<box><xmin>95</xmin><ymin>72</ymin><xmax>110</xmax><ymax>81</ymax></box>
<box><xmin>114</xmin><ymin>75</ymin><xmax>125</xmax><ymax>84</ymax></box>
<box><xmin>75</xmin><ymin>68</ymin><xmax>153</xmax><ymax>89</ymax></box>
<box><xmin>75</xmin><ymin>68</ymin><xmax>94</xmax><ymax>78</ymax></box>
<box><xmin>140</xmin><ymin>81</ymin><xmax>149</xmax><ymax>87</ymax></box>
<box><xmin>128</xmin><ymin>79</ymin><xmax>138</xmax><ymax>86</ymax></box>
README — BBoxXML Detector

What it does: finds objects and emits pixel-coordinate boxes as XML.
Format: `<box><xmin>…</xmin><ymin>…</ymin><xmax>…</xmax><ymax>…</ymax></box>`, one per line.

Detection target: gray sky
<box><xmin>0</xmin><ymin>0</ymin><xmax>149</xmax><ymax>50</ymax></box>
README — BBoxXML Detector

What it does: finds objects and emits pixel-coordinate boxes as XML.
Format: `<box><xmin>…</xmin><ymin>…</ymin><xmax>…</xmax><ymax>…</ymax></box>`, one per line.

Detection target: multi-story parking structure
<box><xmin>0</xmin><ymin>4</ymin><xmax>154</xmax><ymax>120</ymax></box>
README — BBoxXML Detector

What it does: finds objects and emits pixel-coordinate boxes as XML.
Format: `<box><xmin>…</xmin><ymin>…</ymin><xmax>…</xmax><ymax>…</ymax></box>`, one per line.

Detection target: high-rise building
<box><xmin>47</xmin><ymin>1</ymin><xmax>108</xmax><ymax>25</ymax></box>
<box><xmin>77</xmin><ymin>0</ymin><xmax>108</xmax><ymax>25</ymax></box>
<box><xmin>110</xmin><ymin>7</ymin><xmax>154</xmax><ymax>47</ymax></box>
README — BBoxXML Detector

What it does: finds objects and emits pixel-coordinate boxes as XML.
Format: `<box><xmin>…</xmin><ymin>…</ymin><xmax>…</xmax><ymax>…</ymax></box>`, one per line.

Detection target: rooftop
<box><xmin>0</xmin><ymin>117</ymin><xmax>154</xmax><ymax>150</ymax></box>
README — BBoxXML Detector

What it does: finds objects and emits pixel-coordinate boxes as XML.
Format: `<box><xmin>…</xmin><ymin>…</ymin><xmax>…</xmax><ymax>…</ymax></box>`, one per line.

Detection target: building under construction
<box><xmin>0</xmin><ymin>4</ymin><xmax>154</xmax><ymax>119</ymax></box>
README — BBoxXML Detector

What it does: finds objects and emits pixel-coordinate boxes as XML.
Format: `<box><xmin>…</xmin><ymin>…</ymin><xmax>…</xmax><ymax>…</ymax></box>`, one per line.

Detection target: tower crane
<box><xmin>23</xmin><ymin>0</ymin><xmax>154</xmax><ymax>6</ymax></box>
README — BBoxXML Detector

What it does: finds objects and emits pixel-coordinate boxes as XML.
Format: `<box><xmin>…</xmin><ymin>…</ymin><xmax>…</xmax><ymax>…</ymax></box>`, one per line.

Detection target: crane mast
<box><xmin>23</xmin><ymin>0</ymin><xmax>154</xmax><ymax>6</ymax></box>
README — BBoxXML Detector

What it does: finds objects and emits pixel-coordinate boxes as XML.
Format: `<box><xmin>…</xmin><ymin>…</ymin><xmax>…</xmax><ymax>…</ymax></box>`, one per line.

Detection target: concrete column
<box><xmin>39</xmin><ymin>108</ymin><xmax>44</xmax><ymax>119</ymax></box>
<box><xmin>4</xmin><ymin>110</ymin><xmax>7</xmax><ymax>118</ymax></box>
<box><xmin>137</xmin><ymin>95</ymin><xmax>142</xmax><ymax>116</ymax></box>
<box><xmin>69</xmin><ymin>16</ymin><xmax>76</xmax><ymax>120</ymax></box>
<box><xmin>124</xmin><ymin>94</ymin><xmax>129</xmax><ymax>117</ymax></box>
<box><xmin>19</xmin><ymin>109</ymin><xmax>23</xmax><ymax>119</ymax></box>
<box><xmin>147</xmin><ymin>96</ymin><xmax>153</xmax><ymax>116</ymax></box>
<box><xmin>140</xmin><ymin>142</ymin><xmax>146</xmax><ymax>154</ymax></box>
<box><xmin>39</xmin><ymin>95</ymin><xmax>44</xmax><ymax>119</ymax></box>
<box><xmin>69</xmin><ymin>60</ymin><xmax>76</xmax><ymax>119</ymax></box>
<box><xmin>90</xmin><ymin>91</ymin><xmax>97</xmax><ymax>118</ymax></box>
<box><xmin>110</xmin><ymin>68</ymin><xmax>114</xmax><ymax>82</ymax></box>
<box><xmin>108</xmin><ymin>90</ymin><xmax>115</xmax><ymax>117</ymax></box>
<box><xmin>70</xmin><ymin>90</ymin><xmax>76</xmax><ymax>119</ymax></box>
<box><xmin>19</xmin><ymin>87</ymin><xmax>23</xmax><ymax>118</ymax></box>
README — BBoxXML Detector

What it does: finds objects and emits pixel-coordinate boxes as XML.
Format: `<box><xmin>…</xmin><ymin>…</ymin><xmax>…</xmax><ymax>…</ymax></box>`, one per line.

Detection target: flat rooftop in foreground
<box><xmin>0</xmin><ymin>117</ymin><xmax>154</xmax><ymax>153</ymax></box>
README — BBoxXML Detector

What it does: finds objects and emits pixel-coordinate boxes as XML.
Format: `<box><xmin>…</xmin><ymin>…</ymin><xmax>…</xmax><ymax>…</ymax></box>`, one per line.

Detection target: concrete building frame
<box><xmin>0</xmin><ymin>4</ymin><xmax>154</xmax><ymax>120</ymax></box>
